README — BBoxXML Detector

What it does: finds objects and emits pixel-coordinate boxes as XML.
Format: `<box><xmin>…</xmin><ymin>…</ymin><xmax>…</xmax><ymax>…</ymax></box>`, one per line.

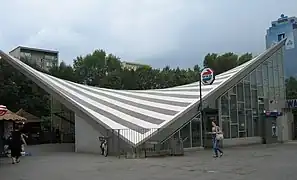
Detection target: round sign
<box><xmin>0</xmin><ymin>105</ymin><xmax>8</xmax><ymax>116</ymax></box>
<box><xmin>201</xmin><ymin>68</ymin><xmax>215</xmax><ymax>85</ymax></box>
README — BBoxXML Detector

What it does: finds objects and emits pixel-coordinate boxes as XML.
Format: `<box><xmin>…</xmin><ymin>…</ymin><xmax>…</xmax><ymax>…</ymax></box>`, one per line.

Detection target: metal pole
<box><xmin>199</xmin><ymin>79</ymin><xmax>204</xmax><ymax>147</ymax></box>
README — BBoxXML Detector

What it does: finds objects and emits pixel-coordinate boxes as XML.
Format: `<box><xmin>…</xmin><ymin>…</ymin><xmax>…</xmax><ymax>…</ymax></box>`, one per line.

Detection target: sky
<box><xmin>0</xmin><ymin>0</ymin><xmax>297</xmax><ymax>69</ymax></box>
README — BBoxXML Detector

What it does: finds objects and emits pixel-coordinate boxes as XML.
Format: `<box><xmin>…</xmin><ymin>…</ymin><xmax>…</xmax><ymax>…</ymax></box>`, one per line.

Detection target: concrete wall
<box><xmin>74</xmin><ymin>114</ymin><xmax>131</xmax><ymax>155</ymax></box>
<box><xmin>223</xmin><ymin>137</ymin><xmax>262</xmax><ymax>147</ymax></box>
<box><xmin>75</xmin><ymin>115</ymin><xmax>103</xmax><ymax>154</ymax></box>
<box><xmin>278</xmin><ymin>110</ymin><xmax>294</xmax><ymax>141</ymax></box>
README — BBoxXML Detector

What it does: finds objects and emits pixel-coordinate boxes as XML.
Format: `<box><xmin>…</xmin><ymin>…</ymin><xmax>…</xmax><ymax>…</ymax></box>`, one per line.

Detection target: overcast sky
<box><xmin>0</xmin><ymin>0</ymin><xmax>297</xmax><ymax>68</ymax></box>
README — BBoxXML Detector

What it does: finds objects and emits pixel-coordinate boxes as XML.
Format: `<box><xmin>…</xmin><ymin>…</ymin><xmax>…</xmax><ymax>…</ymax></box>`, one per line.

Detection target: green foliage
<box><xmin>286</xmin><ymin>77</ymin><xmax>297</xmax><ymax>114</ymax></box>
<box><xmin>203</xmin><ymin>52</ymin><xmax>253</xmax><ymax>75</ymax></box>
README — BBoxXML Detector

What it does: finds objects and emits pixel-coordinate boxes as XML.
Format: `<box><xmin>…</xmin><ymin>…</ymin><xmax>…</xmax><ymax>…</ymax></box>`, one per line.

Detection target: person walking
<box><xmin>211</xmin><ymin>120</ymin><xmax>224</xmax><ymax>158</ymax></box>
<box><xmin>9</xmin><ymin>123</ymin><xmax>26</xmax><ymax>164</ymax></box>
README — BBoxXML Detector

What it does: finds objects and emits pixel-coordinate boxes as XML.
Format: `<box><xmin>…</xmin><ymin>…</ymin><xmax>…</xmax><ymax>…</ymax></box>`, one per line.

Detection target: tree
<box><xmin>286</xmin><ymin>77</ymin><xmax>297</xmax><ymax>99</ymax></box>
<box><xmin>203</xmin><ymin>52</ymin><xmax>253</xmax><ymax>75</ymax></box>
<box><xmin>238</xmin><ymin>53</ymin><xmax>253</xmax><ymax>66</ymax></box>
<box><xmin>0</xmin><ymin>59</ymin><xmax>50</xmax><ymax>117</ymax></box>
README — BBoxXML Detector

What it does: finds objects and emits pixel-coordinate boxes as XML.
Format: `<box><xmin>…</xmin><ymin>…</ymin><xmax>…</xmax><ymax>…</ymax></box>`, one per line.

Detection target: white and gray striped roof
<box><xmin>0</xmin><ymin>50</ymin><xmax>260</xmax><ymax>145</ymax></box>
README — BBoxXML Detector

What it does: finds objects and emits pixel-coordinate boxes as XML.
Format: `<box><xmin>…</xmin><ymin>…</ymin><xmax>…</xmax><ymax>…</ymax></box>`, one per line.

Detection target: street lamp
<box><xmin>199</xmin><ymin>68</ymin><xmax>215</xmax><ymax>147</ymax></box>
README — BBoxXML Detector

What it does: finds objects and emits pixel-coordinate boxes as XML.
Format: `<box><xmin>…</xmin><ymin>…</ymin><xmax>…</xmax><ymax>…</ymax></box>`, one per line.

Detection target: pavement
<box><xmin>1</xmin><ymin>143</ymin><xmax>297</xmax><ymax>180</ymax></box>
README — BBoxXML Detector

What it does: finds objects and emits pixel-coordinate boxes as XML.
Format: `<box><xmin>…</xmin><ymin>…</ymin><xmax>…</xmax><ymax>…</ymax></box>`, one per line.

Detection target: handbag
<box><xmin>215</xmin><ymin>126</ymin><xmax>224</xmax><ymax>140</ymax></box>
<box><xmin>216</xmin><ymin>133</ymin><xmax>224</xmax><ymax>140</ymax></box>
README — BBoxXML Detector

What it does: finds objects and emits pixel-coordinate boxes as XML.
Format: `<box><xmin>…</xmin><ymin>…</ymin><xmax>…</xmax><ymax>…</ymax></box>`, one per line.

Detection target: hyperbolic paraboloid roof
<box><xmin>0</xmin><ymin>40</ymin><xmax>285</xmax><ymax>145</ymax></box>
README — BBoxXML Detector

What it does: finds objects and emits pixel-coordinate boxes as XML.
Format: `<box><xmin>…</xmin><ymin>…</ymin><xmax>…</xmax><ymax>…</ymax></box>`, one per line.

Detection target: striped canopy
<box><xmin>0</xmin><ymin>105</ymin><xmax>8</xmax><ymax>116</ymax></box>
<box><xmin>0</xmin><ymin>39</ymin><xmax>285</xmax><ymax>145</ymax></box>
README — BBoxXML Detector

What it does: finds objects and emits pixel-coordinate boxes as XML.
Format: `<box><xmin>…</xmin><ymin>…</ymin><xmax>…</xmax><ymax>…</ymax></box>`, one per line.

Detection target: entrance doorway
<box><xmin>191</xmin><ymin>117</ymin><xmax>203</xmax><ymax>147</ymax></box>
<box><xmin>178</xmin><ymin>115</ymin><xmax>203</xmax><ymax>148</ymax></box>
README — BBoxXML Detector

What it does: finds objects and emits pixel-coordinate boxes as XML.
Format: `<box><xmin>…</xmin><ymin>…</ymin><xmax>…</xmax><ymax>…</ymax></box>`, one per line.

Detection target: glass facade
<box><xmin>163</xmin><ymin>48</ymin><xmax>285</xmax><ymax>148</ymax></box>
<box><xmin>218</xmin><ymin>48</ymin><xmax>285</xmax><ymax>139</ymax></box>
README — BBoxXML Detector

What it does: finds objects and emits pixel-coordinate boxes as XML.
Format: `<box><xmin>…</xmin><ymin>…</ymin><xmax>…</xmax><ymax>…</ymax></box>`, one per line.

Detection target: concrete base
<box><xmin>222</xmin><ymin>137</ymin><xmax>262</xmax><ymax>147</ymax></box>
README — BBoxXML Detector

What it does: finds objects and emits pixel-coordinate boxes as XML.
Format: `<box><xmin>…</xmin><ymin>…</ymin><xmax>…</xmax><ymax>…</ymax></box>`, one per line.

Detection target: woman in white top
<box><xmin>211</xmin><ymin>120</ymin><xmax>223</xmax><ymax>158</ymax></box>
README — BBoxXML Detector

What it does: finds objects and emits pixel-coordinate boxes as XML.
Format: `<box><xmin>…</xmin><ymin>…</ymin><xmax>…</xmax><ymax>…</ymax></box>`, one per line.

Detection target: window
<box><xmin>244</xmin><ymin>75</ymin><xmax>250</xmax><ymax>82</ymax></box>
<box><xmin>244</xmin><ymin>82</ymin><xmax>251</xmax><ymax>109</ymax></box>
<box><xmin>256</xmin><ymin>67</ymin><xmax>263</xmax><ymax>86</ymax></box>
<box><xmin>251</xmin><ymin>71</ymin><xmax>257</xmax><ymax>89</ymax></box>
<box><xmin>221</xmin><ymin>94</ymin><xmax>229</xmax><ymax>116</ymax></box>
<box><xmin>180</xmin><ymin>123</ymin><xmax>191</xmax><ymax>148</ymax></box>
<box><xmin>246</xmin><ymin>110</ymin><xmax>253</xmax><ymax>137</ymax></box>
<box><xmin>259</xmin><ymin>104</ymin><xmax>265</xmax><ymax>114</ymax></box>
<box><xmin>268</xmin><ymin>60</ymin><xmax>274</xmax><ymax>88</ymax></box>
<box><xmin>44</xmin><ymin>55</ymin><xmax>56</xmax><ymax>60</ymax></box>
<box><xmin>230</xmin><ymin>95</ymin><xmax>237</xmax><ymax>123</ymax></box>
<box><xmin>237</xmin><ymin>82</ymin><xmax>244</xmax><ymax>102</ymax></box>
<box><xmin>20</xmin><ymin>52</ymin><xmax>31</xmax><ymax>58</ymax></box>
<box><xmin>257</xmin><ymin>86</ymin><xmax>264</xmax><ymax>97</ymax></box>
<box><xmin>222</xmin><ymin>117</ymin><xmax>230</xmax><ymax>139</ymax></box>
<box><xmin>269</xmin><ymin>87</ymin><xmax>275</xmax><ymax>99</ymax></box>
<box><xmin>251</xmin><ymin>90</ymin><xmax>258</xmax><ymax>115</ymax></box>
<box><xmin>273</xmin><ymin>57</ymin><xmax>279</xmax><ymax>88</ymax></box>
<box><xmin>278</xmin><ymin>33</ymin><xmax>285</xmax><ymax>41</ymax></box>
<box><xmin>231</xmin><ymin>124</ymin><xmax>238</xmax><ymax>138</ymax></box>
<box><xmin>262</xmin><ymin>63</ymin><xmax>269</xmax><ymax>97</ymax></box>
<box><xmin>238</xmin><ymin>108</ymin><xmax>245</xmax><ymax>131</ymax></box>
<box><xmin>253</xmin><ymin>117</ymin><xmax>259</xmax><ymax>136</ymax></box>
<box><xmin>46</xmin><ymin>61</ymin><xmax>52</xmax><ymax>67</ymax></box>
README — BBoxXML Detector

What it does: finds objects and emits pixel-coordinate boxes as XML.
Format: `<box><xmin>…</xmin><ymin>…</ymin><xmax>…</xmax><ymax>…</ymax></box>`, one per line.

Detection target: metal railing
<box><xmin>103</xmin><ymin>128</ymin><xmax>184</xmax><ymax>158</ymax></box>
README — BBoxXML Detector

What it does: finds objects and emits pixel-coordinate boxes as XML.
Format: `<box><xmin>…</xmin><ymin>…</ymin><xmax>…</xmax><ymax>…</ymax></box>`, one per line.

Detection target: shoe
<box><xmin>16</xmin><ymin>159</ymin><xmax>20</xmax><ymax>163</ymax></box>
<box><xmin>219</xmin><ymin>152</ymin><xmax>223</xmax><ymax>157</ymax></box>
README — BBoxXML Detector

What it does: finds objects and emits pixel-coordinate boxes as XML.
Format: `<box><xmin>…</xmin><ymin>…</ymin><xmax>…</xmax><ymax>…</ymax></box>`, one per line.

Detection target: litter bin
<box><xmin>260</xmin><ymin>111</ymin><xmax>282</xmax><ymax>144</ymax></box>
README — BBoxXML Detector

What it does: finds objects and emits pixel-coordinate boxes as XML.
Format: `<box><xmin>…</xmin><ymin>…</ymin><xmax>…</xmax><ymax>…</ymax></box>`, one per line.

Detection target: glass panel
<box><xmin>268</xmin><ymin>60</ymin><xmax>274</xmax><ymax>88</ymax></box>
<box><xmin>253</xmin><ymin>117</ymin><xmax>260</xmax><ymax>136</ymax></box>
<box><xmin>237</xmin><ymin>82</ymin><xmax>244</xmax><ymax>102</ymax></box>
<box><xmin>244</xmin><ymin>74</ymin><xmax>250</xmax><ymax>82</ymax></box>
<box><xmin>258</xmin><ymin>86</ymin><xmax>264</xmax><ymax>97</ymax></box>
<box><xmin>232</xmin><ymin>86</ymin><xmax>237</xmax><ymax>95</ymax></box>
<box><xmin>262</xmin><ymin>63</ymin><xmax>269</xmax><ymax>97</ymax></box>
<box><xmin>221</xmin><ymin>94</ymin><xmax>229</xmax><ymax>116</ymax></box>
<box><xmin>278</xmin><ymin>49</ymin><xmax>285</xmax><ymax>88</ymax></box>
<box><xmin>244</xmin><ymin>82</ymin><xmax>251</xmax><ymax>109</ymax></box>
<box><xmin>191</xmin><ymin>118</ymin><xmax>202</xmax><ymax>147</ymax></box>
<box><xmin>238</xmin><ymin>104</ymin><xmax>245</xmax><ymax>131</ymax></box>
<box><xmin>275</xmin><ymin>87</ymin><xmax>280</xmax><ymax>99</ymax></box>
<box><xmin>251</xmin><ymin>71</ymin><xmax>257</xmax><ymax>89</ymax></box>
<box><xmin>222</xmin><ymin>117</ymin><xmax>230</xmax><ymax>139</ymax></box>
<box><xmin>269</xmin><ymin>87</ymin><xmax>275</xmax><ymax>99</ymax></box>
<box><xmin>231</xmin><ymin>125</ymin><xmax>238</xmax><ymax>138</ymax></box>
<box><xmin>256</xmin><ymin>67</ymin><xmax>263</xmax><ymax>86</ymax></box>
<box><xmin>259</xmin><ymin>104</ymin><xmax>265</xmax><ymax>115</ymax></box>
<box><xmin>180</xmin><ymin>123</ymin><xmax>191</xmax><ymax>148</ymax></box>
<box><xmin>273</xmin><ymin>64</ymin><xmax>279</xmax><ymax>88</ymax></box>
<box><xmin>246</xmin><ymin>110</ymin><xmax>253</xmax><ymax>137</ymax></box>
<box><xmin>238</xmin><ymin>102</ymin><xmax>244</xmax><ymax>111</ymax></box>
<box><xmin>251</xmin><ymin>90</ymin><xmax>258</xmax><ymax>116</ymax></box>
<box><xmin>230</xmin><ymin>95</ymin><xmax>237</xmax><ymax>123</ymax></box>
<box><xmin>280</xmin><ymin>87</ymin><xmax>285</xmax><ymax>99</ymax></box>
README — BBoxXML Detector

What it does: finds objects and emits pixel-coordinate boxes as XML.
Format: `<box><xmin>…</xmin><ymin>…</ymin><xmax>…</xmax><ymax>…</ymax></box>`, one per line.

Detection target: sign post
<box><xmin>199</xmin><ymin>68</ymin><xmax>215</xmax><ymax>147</ymax></box>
